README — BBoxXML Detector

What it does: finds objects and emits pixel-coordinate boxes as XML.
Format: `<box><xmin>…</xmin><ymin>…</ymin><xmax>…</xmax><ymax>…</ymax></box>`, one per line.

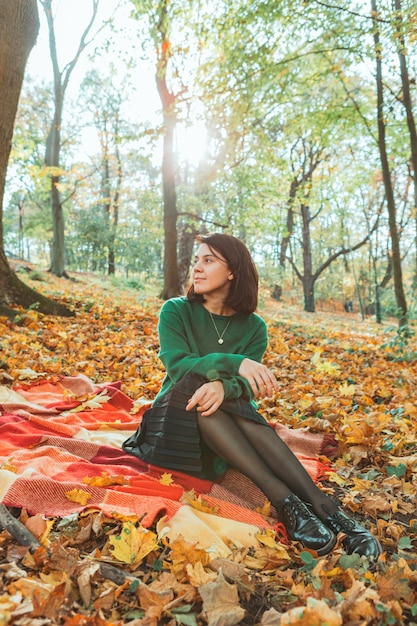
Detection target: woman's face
<box><xmin>192</xmin><ymin>243</ymin><xmax>234</xmax><ymax>298</ymax></box>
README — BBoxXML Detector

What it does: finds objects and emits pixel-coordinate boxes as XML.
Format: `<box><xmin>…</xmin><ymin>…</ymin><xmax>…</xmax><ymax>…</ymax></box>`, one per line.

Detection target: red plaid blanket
<box><xmin>0</xmin><ymin>375</ymin><xmax>335</xmax><ymax>534</ymax></box>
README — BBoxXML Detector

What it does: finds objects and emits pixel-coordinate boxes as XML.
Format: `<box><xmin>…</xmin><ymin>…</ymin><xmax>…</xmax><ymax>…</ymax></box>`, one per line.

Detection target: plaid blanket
<box><xmin>0</xmin><ymin>375</ymin><xmax>335</xmax><ymax>550</ymax></box>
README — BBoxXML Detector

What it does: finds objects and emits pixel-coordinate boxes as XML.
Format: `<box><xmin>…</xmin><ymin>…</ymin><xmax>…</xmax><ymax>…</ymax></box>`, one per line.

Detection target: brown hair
<box><xmin>187</xmin><ymin>233</ymin><xmax>258</xmax><ymax>314</ymax></box>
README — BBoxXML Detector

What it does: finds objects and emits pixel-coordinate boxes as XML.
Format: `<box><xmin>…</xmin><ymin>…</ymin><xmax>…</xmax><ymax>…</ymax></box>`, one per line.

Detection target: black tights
<box><xmin>197</xmin><ymin>409</ymin><xmax>339</xmax><ymax>520</ymax></box>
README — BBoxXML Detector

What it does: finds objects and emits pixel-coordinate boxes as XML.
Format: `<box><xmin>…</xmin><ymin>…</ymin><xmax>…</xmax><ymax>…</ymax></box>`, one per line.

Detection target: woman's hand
<box><xmin>186</xmin><ymin>381</ymin><xmax>225</xmax><ymax>417</ymax></box>
<box><xmin>238</xmin><ymin>358</ymin><xmax>279</xmax><ymax>398</ymax></box>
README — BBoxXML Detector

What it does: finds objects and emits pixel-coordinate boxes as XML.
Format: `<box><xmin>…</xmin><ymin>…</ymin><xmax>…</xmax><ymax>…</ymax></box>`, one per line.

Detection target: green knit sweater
<box><xmin>154</xmin><ymin>297</ymin><xmax>268</xmax><ymax>406</ymax></box>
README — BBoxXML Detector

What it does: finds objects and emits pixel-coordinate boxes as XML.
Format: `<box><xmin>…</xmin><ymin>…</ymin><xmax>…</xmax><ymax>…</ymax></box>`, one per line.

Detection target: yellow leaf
<box><xmin>256</xmin><ymin>499</ymin><xmax>271</xmax><ymax>516</ymax></box>
<box><xmin>256</xmin><ymin>529</ymin><xmax>282</xmax><ymax>549</ymax></box>
<box><xmin>186</xmin><ymin>561</ymin><xmax>217</xmax><ymax>586</ymax></box>
<box><xmin>14</xmin><ymin>368</ymin><xmax>46</xmax><ymax>380</ymax></box>
<box><xmin>310</xmin><ymin>350</ymin><xmax>322</xmax><ymax>365</ymax></box>
<box><xmin>298</xmin><ymin>396</ymin><xmax>314</xmax><ymax>410</ymax></box>
<box><xmin>29</xmin><ymin>342</ymin><xmax>43</xmax><ymax>350</ymax></box>
<box><xmin>181</xmin><ymin>489</ymin><xmax>219</xmax><ymax>515</ymax></box>
<box><xmin>316</xmin><ymin>361</ymin><xmax>341</xmax><ymax>376</ymax></box>
<box><xmin>65</xmin><ymin>488</ymin><xmax>92</xmax><ymax>505</ymax></box>
<box><xmin>63</xmin><ymin>390</ymin><xmax>111</xmax><ymax>414</ymax></box>
<box><xmin>1</xmin><ymin>458</ymin><xmax>18</xmax><ymax>473</ymax></box>
<box><xmin>83</xmin><ymin>473</ymin><xmax>128</xmax><ymax>487</ymax></box>
<box><xmin>339</xmin><ymin>382</ymin><xmax>356</xmax><ymax>397</ymax></box>
<box><xmin>328</xmin><ymin>472</ymin><xmax>347</xmax><ymax>487</ymax></box>
<box><xmin>108</xmin><ymin>522</ymin><xmax>159</xmax><ymax>567</ymax></box>
<box><xmin>159</xmin><ymin>472</ymin><xmax>174</xmax><ymax>486</ymax></box>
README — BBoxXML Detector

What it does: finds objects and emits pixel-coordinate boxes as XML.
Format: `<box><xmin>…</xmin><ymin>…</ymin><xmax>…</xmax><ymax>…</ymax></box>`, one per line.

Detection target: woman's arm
<box><xmin>158</xmin><ymin>300</ymin><xmax>268</xmax><ymax>401</ymax></box>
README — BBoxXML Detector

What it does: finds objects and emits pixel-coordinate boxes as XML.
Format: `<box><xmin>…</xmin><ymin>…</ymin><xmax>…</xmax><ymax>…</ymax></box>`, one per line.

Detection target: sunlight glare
<box><xmin>176</xmin><ymin>121</ymin><xmax>208</xmax><ymax>167</ymax></box>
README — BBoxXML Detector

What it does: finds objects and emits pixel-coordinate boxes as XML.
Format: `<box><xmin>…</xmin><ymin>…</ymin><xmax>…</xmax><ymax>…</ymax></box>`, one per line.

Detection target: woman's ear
<box><xmin>228</xmin><ymin>272</ymin><xmax>234</xmax><ymax>281</ymax></box>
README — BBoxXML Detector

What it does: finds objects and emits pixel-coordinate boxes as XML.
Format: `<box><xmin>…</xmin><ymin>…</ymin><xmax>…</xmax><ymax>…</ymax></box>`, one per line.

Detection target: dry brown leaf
<box><xmin>376</xmin><ymin>564</ymin><xmax>415</xmax><ymax>603</ymax></box>
<box><xmin>76</xmin><ymin>561</ymin><xmax>100</xmax><ymax>607</ymax></box>
<box><xmin>186</xmin><ymin>560</ymin><xmax>217</xmax><ymax>586</ymax></box>
<box><xmin>259</xmin><ymin>607</ymin><xmax>283</xmax><ymax>625</ymax></box>
<box><xmin>280</xmin><ymin>597</ymin><xmax>342</xmax><ymax>625</ymax></box>
<box><xmin>199</xmin><ymin>569</ymin><xmax>246</xmax><ymax>626</ymax></box>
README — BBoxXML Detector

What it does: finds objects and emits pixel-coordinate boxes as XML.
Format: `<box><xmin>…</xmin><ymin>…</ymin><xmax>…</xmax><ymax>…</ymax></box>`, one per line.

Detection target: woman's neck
<box><xmin>202</xmin><ymin>296</ymin><xmax>234</xmax><ymax>316</ymax></box>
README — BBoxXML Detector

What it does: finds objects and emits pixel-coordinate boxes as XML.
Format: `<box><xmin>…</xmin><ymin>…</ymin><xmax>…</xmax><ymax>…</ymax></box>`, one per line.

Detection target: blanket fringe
<box><xmin>274</xmin><ymin>521</ymin><xmax>289</xmax><ymax>545</ymax></box>
<box><xmin>320</xmin><ymin>433</ymin><xmax>339</xmax><ymax>459</ymax></box>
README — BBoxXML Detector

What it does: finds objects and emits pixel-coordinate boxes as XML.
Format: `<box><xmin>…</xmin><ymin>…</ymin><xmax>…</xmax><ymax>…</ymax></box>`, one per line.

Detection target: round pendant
<box><xmin>218</xmin><ymin>338</ymin><xmax>224</xmax><ymax>344</ymax></box>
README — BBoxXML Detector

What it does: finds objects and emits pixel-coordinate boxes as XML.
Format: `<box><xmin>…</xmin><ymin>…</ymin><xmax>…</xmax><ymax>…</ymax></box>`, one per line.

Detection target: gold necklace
<box><xmin>209</xmin><ymin>311</ymin><xmax>232</xmax><ymax>344</ymax></box>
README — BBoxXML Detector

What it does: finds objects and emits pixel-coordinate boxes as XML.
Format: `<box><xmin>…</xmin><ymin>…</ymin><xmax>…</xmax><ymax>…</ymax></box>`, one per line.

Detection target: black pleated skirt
<box><xmin>122</xmin><ymin>373</ymin><xmax>271</xmax><ymax>480</ymax></box>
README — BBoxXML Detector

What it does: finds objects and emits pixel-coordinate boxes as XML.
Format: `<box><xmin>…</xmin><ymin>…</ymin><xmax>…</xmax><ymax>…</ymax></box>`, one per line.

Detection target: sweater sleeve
<box><xmin>158</xmin><ymin>299</ymin><xmax>268</xmax><ymax>401</ymax></box>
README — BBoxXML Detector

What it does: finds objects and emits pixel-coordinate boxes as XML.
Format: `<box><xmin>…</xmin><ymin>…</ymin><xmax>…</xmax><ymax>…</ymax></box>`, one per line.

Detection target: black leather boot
<box><xmin>276</xmin><ymin>493</ymin><xmax>337</xmax><ymax>556</ymax></box>
<box><xmin>323</xmin><ymin>508</ymin><xmax>382</xmax><ymax>559</ymax></box>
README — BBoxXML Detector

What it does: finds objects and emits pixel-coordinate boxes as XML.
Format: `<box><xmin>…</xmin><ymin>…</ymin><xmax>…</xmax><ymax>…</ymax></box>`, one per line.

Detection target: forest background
<box><xmin>1</xmin><ymin>2</ymin><xmax>417</xmax><ymax>625</ymax></box>
<box><xmin>2</xmin><ymin>0</ymin><xmax>417</xmax><ymax>323</ymax></box>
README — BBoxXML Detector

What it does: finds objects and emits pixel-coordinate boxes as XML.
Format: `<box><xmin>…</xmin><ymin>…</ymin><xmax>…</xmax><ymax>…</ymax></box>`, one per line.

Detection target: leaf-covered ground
<box><xmin>0</xmin><ymin>269</ymin><xmax>416</xmax><ymax>625</ymax></box>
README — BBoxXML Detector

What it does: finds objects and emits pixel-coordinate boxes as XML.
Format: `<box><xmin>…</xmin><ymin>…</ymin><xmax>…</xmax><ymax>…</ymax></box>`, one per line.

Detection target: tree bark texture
<box><xmin>300</xmin><ymin>203</ymin><xmax>315</xmax><ymax>312</ymax></box>
<box><xmin>372</xmin><ymin>0</ymin><xmax>408</xmax><ymax>326</ymax></box>
<box><xmin>41</xmin><ymin>0</ymin><xmax>99</xmax><ymax>277</ymax></box>
<box><xmin>0</xmin><ymin>0</ymin><xmax>72</xmax><ymax>319</ymax></box>
<box><xmin>0</xmin><ymin>0</ymin><xmax>39</xmax><ymax>235</ymax></box>
<box><xmin>42</xmin><ymin>0</ymin><xmax>66</xmax><ymax>277</ymax></box>
<box><xmin>393</xmin><ymin>0</ymin><xmax>417</xmax><ymax>286</ymax></box>
<box><xmin>155</xmin><ymin>0</ymin><xmax>181</xmax><ymax>300</ymax></box>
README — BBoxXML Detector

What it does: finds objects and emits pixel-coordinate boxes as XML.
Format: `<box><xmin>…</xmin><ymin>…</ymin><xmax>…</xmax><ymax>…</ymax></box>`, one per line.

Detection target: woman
<box><xmin>123</xmin><ymin>233</ymin><xmax>381</xmax><ymax>558</ymax></box>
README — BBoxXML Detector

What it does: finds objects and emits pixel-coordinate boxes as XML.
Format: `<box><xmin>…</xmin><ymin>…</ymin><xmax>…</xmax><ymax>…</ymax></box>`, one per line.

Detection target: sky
<box><xmin>24</xmin><ymin>0</ymin><xmax>207</xmax><ymax>165</ymax></box>
<box><xmin>26</xmin><ymin>0</ymin><xmax>160</xmax><ymax>118</ymax></box>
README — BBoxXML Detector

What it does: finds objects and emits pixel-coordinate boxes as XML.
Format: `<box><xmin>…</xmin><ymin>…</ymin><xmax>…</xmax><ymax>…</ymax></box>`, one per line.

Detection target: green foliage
<box><xmin>28</xmin><ymin>269</ymin><xmax>46</xmax><ymax>282</ymax></box>
<box><xmin>3</xmin><ymin>0</ymin><xmax>417</xmax><ymax>316</ymax></box>
<box><xmin>381</xmin><ymin>324</ymin><xmax>417</xmax><ymax>362</ymax></box>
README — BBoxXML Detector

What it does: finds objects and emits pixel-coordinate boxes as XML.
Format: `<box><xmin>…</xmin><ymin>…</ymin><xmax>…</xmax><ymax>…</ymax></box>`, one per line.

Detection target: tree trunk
<box><xmin>160</xmin><ymin>108</ymin><xmax>181</xmax><ymax>298</ymax></box>
<box><xmin>43</xmin><ymin>1</ymin><xmax>65</xmax><ymax>277</ymax></box>
<box><xmin>0</xmin><ymin>0</ymin><xmax>72</xmax><ymax>319</ymax></box>
<box><xmin>178</xmin><ymin>222</ymin><xmax>198</xmax><ymax>290</ymax></box>
<box><xmin>41</xmin><ymin>0</ymin><xmax>99</xmax><ymax>278</ymax></box>
<box><xmin>272</xmin><ymin>181</ymin><xmax>295</xmax><ymax>301</ymax></box>
<box><xmin>300</xmin><ymin>203</ymin><xmax>315</xmax><ymax>312</ymax></box>
<box><xmin>155</xmin><ymin>0</ymin><xmax>181</xmax><ymax>300</ymax></box>
<box><xmin>393</xmin><ymin>0</ymin><xmax>417</xmax><ymax>288</ymax></box>
<box><xmin>372</xmin><ymin>0</ymin><xmax>408</xmax><ymax>326</ymax></box>
<box><xmin>108</xmin><ymin>113</ymin><xmax>122</xmax><ymax>276</ymax></box>
<box><xmin>0</xmin><ymin>0</ymin><xmax>38</xmax><ymax>241</ymax></box>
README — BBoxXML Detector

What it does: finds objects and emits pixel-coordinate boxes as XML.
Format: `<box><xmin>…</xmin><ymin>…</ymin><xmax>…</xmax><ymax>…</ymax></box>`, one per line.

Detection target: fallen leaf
<box><xmin>199</xmin><ymin>569</ymin><xmax>246</xmax><ymax>626</ymax></box>
<box><xmin>108</xmin><ymin>522</ymin><xmax>159</xmax><ymax>567</ymax></box>
<box><xmin>159</xmin><ymin>472</ymin><xmax>174</xmax><ymax>486</ymax></box>
<box><xmin>65</xmin><ymin>489</ymin><xmax>92</xmax><ymax>505</ymax></box>
<box><xmin>280</xmin><ymin>597</ymin><xmax>342</xmax><ymax>625</ymax></box>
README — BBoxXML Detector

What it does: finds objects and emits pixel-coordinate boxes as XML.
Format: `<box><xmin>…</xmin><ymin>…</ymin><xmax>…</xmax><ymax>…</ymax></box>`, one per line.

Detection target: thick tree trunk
<box><xmin>0</xmin><ymin>1</ymin><xmax>72</xmax><ymax>319</ymax></box>
<box><xmin>0</xmin><ymin>248</ymin><xmax>72</xmax><ymax>320</ymax></box>
<box><xmin>372</xmin><ymin>0</ymin><xmax>408</xmax><ymax>326</ymax></box>
<box><xmin>0</xmin><ymin>0</ymin><xmax>39</xmax><ymax>235</ymax></box>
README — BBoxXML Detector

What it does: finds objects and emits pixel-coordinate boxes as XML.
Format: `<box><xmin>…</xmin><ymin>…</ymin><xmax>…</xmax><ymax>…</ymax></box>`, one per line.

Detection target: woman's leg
<box><xmin>197</xmin><ymin>410</ymin><xmax>382</xmax><ymax>559</ymax></box>
<box><xmin>197</xmin><ymin>408</ymin><xmax>337</xmax><ymax>555</ymax></box>
<box><xmin>232</xmin><ymin>415</ymin><xmax>382</xmax><ymax>559</ymax></box>
<box><xmin>197</xmin><ymin>410</ymin><xmax>290</xmax><ymax>503</ymax></box>
<box><xmin>232</xmin><ymin>415</ymin><xmax>339</xmax><ymax>519</ymax></box>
